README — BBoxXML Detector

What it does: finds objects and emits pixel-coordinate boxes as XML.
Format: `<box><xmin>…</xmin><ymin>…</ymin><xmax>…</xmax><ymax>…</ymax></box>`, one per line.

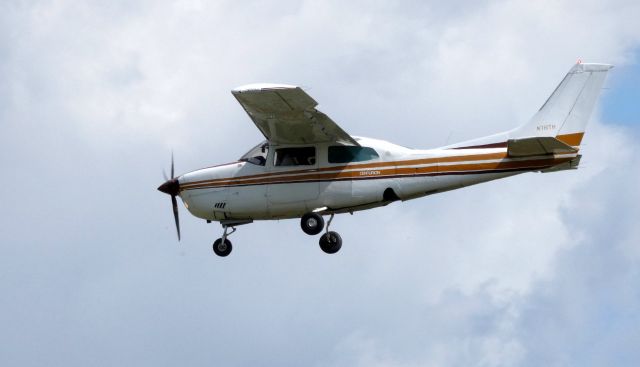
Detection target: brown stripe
<box><xmin>185</xmin><ymin>166</ymin><xmax>549</xmax><ymax>189</ymax></box>
<box><xmin>436</xmin><ymin>157</ymin><xmax>569</xmax><ymax>173</ymax></box>
<box><xmin>182</xmin><ymin>156</ymin><xmax>572</xmax><ymax>191</ymax></box>
<box><xmin>181</xmin><ymin>151</ymin><xmax>510</xmax><ymax>189</ymax></box>
<box><xmin>181</xmin><ymin>153</ymin><xmax>559</xmax><ymax>189</ymax></box>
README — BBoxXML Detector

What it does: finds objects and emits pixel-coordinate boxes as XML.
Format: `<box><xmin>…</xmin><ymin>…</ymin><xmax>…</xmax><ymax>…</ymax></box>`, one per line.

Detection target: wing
<box><xmin>231</xmin><ymin>83</ymin><xmax>359</xmax><ymax>146</ymax></box>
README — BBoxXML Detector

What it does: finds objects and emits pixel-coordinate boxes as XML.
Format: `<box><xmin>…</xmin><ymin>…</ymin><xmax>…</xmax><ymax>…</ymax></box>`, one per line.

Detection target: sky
<box><xmin>1</xmin><ymin>1</ymin><xmax>639</xmax><ymax>366</ymax></box>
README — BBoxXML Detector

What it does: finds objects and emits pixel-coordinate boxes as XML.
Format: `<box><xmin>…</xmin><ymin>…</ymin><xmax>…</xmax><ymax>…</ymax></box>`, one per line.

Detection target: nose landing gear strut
<box><xmin>213</xmin><ymin>226</ymin><xmax>235</xmax><ymax>257</ymax></box>
<box><xmin>212</xmin><ymin>219</ymin><xmax>252</xmax><ymax>257</ymax></box>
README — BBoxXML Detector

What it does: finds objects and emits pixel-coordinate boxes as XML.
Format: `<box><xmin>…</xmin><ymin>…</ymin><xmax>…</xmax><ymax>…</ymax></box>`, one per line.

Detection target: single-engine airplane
<box><xmin>158</xmin><ymin>62</ymin><xmax>612</xmax><ymax>256</ymax></box>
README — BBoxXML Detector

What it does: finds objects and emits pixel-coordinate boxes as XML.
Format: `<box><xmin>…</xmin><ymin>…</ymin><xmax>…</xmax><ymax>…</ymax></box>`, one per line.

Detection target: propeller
<box><xmin>158</xmin><ymin>153</ymin><xmax>181</xmax><ymax>241</ymax></box>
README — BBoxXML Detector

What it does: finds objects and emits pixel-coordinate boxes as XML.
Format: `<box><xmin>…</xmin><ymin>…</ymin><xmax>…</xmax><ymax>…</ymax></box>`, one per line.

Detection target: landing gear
<box><xmin>319</xmin><ymin>213</ymin><xmax>341</xmax><ymax>254</ymax></box>
<box><xmin>300</xmin><ymin>212</ymin><xmax>343</xmax><ymax>254</ymax></box>
<box><xmin>300</xmin><ymin>212</ymin><xmax>324</xmax><ymax>235</ymax></box>
<box><xmin>319</xmin><ymin>231</ymin><xmax>342</xmax><ymax>254</ymax></box>
<box><xmin>211</xmin><ymin>220</ymin><xmax>252</xmax><ymax>257</ymax></box>
<box><xmin>213</xmin><ymin>238</ymin><xmax>232</xmax><ymax>257</ymax></box>
<box><xmin>213</xmin><ymin>223</ymin><xmax>239</xmax><ymax>257</ymax></box>
<box><xmin>213</xmin><ymin>225</ymin><xmax>236</xmax><ymax>257</ymax></box>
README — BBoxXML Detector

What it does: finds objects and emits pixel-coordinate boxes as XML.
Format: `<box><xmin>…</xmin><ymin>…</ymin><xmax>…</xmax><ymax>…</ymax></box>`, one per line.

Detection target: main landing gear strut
<box><xmin>300</xmin><ymin>212</ymin><xmax>342</xmax><ymax>254</ymax></box>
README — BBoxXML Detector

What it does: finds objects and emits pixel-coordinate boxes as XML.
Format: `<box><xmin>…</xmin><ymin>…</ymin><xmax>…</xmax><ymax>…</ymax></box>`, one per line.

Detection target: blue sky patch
<box><xmin>602</xmin><ymin>55</ymin><xmax>640</xmax><ymax>127</ymax></box>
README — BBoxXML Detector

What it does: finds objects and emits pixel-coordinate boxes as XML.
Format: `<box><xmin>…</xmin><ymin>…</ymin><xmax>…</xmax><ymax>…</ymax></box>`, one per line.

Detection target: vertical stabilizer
<box><xmin>511</xmin><ymin>62</ymin><xmax>612</xmax><ymax>146</ymax></box>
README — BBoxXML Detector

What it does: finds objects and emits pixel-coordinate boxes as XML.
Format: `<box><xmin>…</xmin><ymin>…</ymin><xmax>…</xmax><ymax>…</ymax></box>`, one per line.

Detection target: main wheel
<box><xmin>300</xmin><ymin>212</ymin><xmax>324</xmax><ymax>235</ymax></box>
<box><xmin>319</xmin><ymin>231</ymin><xmax>342</xmax><ymax>254</ymax></box>
<box><xmin>213</xmin><ymin>238</ymin><xmax>232</xmax><ymax>257</ymax></box>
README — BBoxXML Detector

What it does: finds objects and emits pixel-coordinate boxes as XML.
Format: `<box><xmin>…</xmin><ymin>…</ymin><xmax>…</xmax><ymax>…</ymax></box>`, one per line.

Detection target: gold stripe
<box><xmin>181</xmin><ymin>151</ymin><xmax>510</xmax><ymax>189</ymax></box>
<box><xmin>182</xmin><ymin>156</ymin><xmax>572</xmax><ymax>190</ymax></box>
<box><xmin>556</xmin><ymin>132</ymin><xmax>584</xmax><ymax>146</ymax></box>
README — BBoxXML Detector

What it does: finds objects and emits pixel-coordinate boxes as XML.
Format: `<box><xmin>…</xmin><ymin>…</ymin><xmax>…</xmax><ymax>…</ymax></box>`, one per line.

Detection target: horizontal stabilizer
<box><xmin>507</xmin><ymin>136</ymin><xmax>578</xmax><ymax>157</ymax></box>
<box><xmin>541</xmin><ymin>155</ymin><xmax>582</xmax><ymax>173</ymax></box>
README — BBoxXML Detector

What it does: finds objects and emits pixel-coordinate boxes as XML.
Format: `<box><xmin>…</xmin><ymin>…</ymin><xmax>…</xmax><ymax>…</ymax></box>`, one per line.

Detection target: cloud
<box><xmin>1</xmin><ymin>1</ymin><xmax>639</xmax><ymax>366</ymax></box>
<box><xmin>514</xmin><ymin>126</ymin><xmax>640</xmax><ymax>366</ymax></box>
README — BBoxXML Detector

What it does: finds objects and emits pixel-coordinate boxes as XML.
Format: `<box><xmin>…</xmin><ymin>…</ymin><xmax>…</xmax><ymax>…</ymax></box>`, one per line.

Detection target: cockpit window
<box><xmin>239</xmin><ymin>141</ymin><xmax>269</xmax><ymax>166</ymax></box>
<box><xmin>274</xmin><ymin>147</ymin><xmax>316</xmax><ymax>166</ymax></box>
<box><xmin>328</xmin><ymin>146</ymin><xmax>379</xmax><ymax>163</ymax></box>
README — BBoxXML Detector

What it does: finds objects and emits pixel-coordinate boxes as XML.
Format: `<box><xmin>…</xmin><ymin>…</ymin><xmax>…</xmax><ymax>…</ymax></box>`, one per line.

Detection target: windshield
<box><xmin>239</xmin><ymin>141</ymin><xmax>269</xmax><ymax>166</ymax></box>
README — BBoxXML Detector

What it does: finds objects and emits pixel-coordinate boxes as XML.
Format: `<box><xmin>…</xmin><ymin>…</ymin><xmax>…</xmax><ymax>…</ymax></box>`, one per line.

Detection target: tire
<box><xmin>319</xmin><ymin>231</ymin><xmax>342</xmax><ymax>254</ymax></box>
<box><xmin>213</xmin><ymin>238</ymin><xmax>232</xmax><ymax>257</ymax></box>
<box><xmin>300</xmin><ymin>212</ymin><xmax>324</xmax><ymax>235</ymax></box>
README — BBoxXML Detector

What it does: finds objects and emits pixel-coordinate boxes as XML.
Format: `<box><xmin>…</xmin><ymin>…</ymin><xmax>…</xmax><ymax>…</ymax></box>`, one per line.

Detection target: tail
<box><xmin>510</xmin><ymin>62</ymin><xmax>613</xmax><ymax>147</ymax></box>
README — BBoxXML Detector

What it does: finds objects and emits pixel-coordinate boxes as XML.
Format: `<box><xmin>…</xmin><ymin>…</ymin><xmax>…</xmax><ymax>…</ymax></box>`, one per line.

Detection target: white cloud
<box><xmin>1</xmin><ymin>1</ymin><xmax>639</xmax><ymax>366</ymax></box>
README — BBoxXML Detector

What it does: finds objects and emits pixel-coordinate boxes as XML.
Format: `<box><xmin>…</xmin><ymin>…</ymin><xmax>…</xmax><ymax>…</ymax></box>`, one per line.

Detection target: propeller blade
<box><xmin>171</xmin><ymin>195</ymin><xmax>181</xmax><ymax>241</ymax></box>
<box><xmin>171</xmin><ymin>152</ymin><xmax>175</xmax><ymax>179</ymax></box>
<box><xmin>160</xmin><ymin>152</ymin><xmax>181</xmax><ymax>242</ymax></box>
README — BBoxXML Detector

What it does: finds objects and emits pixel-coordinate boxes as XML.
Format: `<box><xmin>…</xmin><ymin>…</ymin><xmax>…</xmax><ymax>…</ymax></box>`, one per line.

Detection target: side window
<box><xmin>274</xmin><ymin>147</ymin><xmax>316</xmax><ymax>166</ymax></box>
<box><xmin>328</xmin><ymin>146</ymin><xmax>379</xmax><ymax>163</ymax></box>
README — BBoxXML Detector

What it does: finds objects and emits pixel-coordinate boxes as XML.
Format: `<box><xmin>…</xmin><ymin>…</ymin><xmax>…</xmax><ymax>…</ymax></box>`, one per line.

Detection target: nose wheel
<box><xmin>213</xmin><ymin>225</ymin><xmax>235</xmax><ymax>257</ymax></box>
<box><xmin>213</xmin><ymin>237</ymin><xmax>232</xmax><ymax>257</ymax></box>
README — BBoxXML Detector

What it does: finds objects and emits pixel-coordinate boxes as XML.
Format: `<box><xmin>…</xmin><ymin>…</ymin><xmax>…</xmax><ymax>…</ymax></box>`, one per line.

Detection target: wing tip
<box><xmin>571</xmin><ymin>62</ymin><xmax>614</xmax><ymax>73</ymax></box>
<box><xmin>232</xmin><ymin>83</ymin><xmax>298</xmax><ymax>93</ymax></box>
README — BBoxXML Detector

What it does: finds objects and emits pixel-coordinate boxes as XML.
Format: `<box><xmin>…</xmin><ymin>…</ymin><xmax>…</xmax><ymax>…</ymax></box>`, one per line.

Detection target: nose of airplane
<box><xmin>157</xmin><ymin>178</ymin><xmax>180</xmax><ymax>196</ymax></box>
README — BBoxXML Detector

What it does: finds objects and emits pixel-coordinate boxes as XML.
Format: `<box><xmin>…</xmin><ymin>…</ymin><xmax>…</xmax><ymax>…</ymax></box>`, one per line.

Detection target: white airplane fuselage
<box><xmin>158</xmin><ymin>62</ymin><xmax>611</xmax><ymax>256</ymax></box>
<box><xmin>178</xmin><ymin>136</ymin><xmax>578</xmax><ymax>221</ymax></box>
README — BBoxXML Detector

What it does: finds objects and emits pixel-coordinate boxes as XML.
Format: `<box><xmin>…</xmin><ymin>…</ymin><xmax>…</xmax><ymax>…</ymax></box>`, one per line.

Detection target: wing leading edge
<box><xmin>232</xmin><ymin>83</ymin><xmax>359</xmax><ymax>146</ymax></box>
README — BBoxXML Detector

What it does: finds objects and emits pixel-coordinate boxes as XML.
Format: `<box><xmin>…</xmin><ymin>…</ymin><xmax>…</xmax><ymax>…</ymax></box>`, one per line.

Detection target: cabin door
<box><xmin>267</xmin><ymin>145</ymin><xmax>320</xmax><ymax>209</ymax></box>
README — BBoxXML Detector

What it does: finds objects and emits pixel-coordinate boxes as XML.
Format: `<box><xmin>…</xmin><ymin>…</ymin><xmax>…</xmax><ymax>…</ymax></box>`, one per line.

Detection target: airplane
<box><xmin>158</xmin><ymin>62</ymin><xmax>612</xmax><ymax>257</ymax></box>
